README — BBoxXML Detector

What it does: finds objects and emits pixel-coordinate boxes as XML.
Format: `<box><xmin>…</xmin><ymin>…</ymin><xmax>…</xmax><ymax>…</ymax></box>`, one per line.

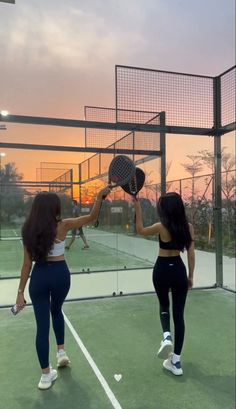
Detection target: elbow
<box><xmin>88</xmin><ymin>214</ymin><xmax>94</xmax><ymax>222</ymax></box>
<box><xmin>86</xmin><ymin>214</ymin><xmax>94</xmax><ymax>223</ymax></box>
<box><xmin>136</xmin><ymin>226</ymin><xmax>144</xmax><ymax>235</ymax></box>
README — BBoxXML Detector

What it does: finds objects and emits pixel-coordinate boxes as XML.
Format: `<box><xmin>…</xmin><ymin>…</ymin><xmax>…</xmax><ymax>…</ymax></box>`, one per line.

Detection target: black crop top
<box><xmin>159</xmin><ymin>235</ymin><xmax>181</xmax><ymax>251</ymax></box>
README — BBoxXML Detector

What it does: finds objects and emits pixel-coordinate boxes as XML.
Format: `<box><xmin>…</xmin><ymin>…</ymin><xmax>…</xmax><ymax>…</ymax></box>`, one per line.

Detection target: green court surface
<box><xmin>0</xmin><ymin>289</ymin><xmax>235</xmax><ymax>409</ymax></box>
<box><xmin>0</xmin><ymin>233</ymin><xmax>153</xmax><ymax>278</ymax></box>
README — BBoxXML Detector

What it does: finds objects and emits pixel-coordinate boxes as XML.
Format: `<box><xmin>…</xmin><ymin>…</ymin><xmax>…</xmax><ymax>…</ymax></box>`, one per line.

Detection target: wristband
<box><xmin>18</xmin><ymin>289</ymin><xmax>24</xmax><ymax>293</ymax></box>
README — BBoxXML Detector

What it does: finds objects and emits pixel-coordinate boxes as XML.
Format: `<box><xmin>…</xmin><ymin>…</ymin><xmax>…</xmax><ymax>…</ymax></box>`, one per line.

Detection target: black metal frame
<box><xmin>0</xmin><ymin>65</ymin><xmax>235</xmax><ymax>293</ymax></box>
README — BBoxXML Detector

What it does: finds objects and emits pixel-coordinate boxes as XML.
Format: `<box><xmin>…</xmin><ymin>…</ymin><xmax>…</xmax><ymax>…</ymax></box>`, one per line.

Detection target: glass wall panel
<box><xmin>221</xmin><ymin>131</ymin><xmax>236</xmax><ymax>291</ymax></box>
<box><xmin>165</xmin><ymin>133</ymin><xmax>216</xmax><ymax>288</ymax></box>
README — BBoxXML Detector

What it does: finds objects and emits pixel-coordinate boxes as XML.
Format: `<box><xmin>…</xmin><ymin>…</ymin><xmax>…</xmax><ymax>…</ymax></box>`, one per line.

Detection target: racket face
<box><xmin>121</xmin><ymin>167</ymin><xmax>145</xmax><ymax>196</ymax></box>
<box><xmin>108</xmin><ymin>155</ymin><xmax>135</xmax><ymax>187</ymax></box>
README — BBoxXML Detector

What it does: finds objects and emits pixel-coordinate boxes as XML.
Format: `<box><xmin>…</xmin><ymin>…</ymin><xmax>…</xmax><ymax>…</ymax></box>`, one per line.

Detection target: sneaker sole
<box><xmin>163</xmin><ymin>360</ymin><xmax>183</xmax><ymax>376</ymax></box>
<box><xmin>57</xmin><ymin>358</ymin><xmax>70</xmax><ymax>367</ymax></box>
<box><xmin>38</xmin><ymin>373</ymin><xmax>58</xmax><ymax>390</ymax></box>
<box><xmin>157</xmin><ymin>343</ymin><xmax>173</xmax><ymax>359</ymax></box>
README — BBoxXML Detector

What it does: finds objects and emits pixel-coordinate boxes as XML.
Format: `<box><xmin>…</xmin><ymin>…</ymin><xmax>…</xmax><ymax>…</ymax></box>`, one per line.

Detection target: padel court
<box><xmin>0</xmin><ymin>290</ymin><xmax>235</xmax><ymax>409</ymax></box>
<box><xmin>0</xmin><ymin>28</ymin><xmax>235</xmax><ymax>409</ymax></box>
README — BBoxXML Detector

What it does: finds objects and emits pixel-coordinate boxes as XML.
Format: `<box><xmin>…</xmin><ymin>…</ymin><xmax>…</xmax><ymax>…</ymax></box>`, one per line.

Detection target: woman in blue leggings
<box><xmin>133</xmin><ymin>192</ymin><xmax>195</xmax><ymax>375</ymax></box>
<box><xmin>15</xmin><ymin>186</ymin><xmax>110</xmax><ymax>390</ymax></box>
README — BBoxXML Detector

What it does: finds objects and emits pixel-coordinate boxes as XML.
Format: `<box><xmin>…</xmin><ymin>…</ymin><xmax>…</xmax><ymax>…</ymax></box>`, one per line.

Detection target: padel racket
<box><xmin>121</xmin><ymin>167</ymin><xmax>145</xmax><ymax>227</ymax></box>
<box><xmin>121</xmin><ymin>167</ymin><xmax>145</xmax><ymax>198</ymax></box>
<box><xmin>94</xmin><ymin>155</ymin><xmax>135</xmax><ymax>227</ymax></box>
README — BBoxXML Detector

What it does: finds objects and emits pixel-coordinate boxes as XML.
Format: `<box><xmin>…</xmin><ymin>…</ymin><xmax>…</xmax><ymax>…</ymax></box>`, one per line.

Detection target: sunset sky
<box><xmin>0</xmin><ymin>0</ymin><xmax>235</xmax><ymax>183</ymax></box>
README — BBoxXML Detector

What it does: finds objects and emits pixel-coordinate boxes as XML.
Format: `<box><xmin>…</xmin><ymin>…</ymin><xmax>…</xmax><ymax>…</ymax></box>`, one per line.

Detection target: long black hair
<box><xmin>157</xmin><ymin>192</ymin><xmax>192</xmax><ymax>251</ymax></box>
<box><xmin>22</xmin><ymin>192</ymin><xmax>61</xmax><ymax>262</ymax></box>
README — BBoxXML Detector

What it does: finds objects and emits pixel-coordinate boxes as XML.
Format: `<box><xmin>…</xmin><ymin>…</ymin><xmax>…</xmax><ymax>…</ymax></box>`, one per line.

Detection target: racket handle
<box><xmin>94</xmin><ymin>189</ymin><xmax>110</xmax><ymax>228</ymax></box>
<box><xmin>94</xmin><ymin>198</ymin><xmax>104</xmax><ymax>228</ymax></box>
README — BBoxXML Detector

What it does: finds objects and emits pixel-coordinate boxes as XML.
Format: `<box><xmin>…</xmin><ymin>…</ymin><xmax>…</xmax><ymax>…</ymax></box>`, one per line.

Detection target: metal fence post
<box><xmin>213</xmin><ymin>76</ymin><xmax>223</xmax><ymax>287</ymax></box>
<box><xmin>160</xmin><ymin>112</ymin><xmax>166</xmax><ymax>195</ymax></box>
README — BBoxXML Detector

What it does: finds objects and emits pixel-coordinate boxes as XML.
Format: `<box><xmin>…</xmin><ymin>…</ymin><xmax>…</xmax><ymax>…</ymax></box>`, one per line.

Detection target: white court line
<box><xmin>63</xmin><ymin>312</ymin><xmax>123</xmax><ymax>409</ymax></box>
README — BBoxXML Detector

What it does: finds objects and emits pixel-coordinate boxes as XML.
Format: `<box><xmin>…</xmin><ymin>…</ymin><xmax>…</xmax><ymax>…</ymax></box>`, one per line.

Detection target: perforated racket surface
<box><xmin>94</xmin><ymin>155</ymin><xmax>135</xmax><ymax>227</ymax></box>
<box><xmin>108</xmin><ymin>155</ymin><xmax>136</xmax><ymax>187</ymax></box>
<box><xmin>121</xmin><ymin>167</ymin><xmax>145</xmax><ymax>228</ymax></box>
<box><xmin>121</xmin><ymin>167</ymin><xmax>145</xmax><ymax>197</ymax></box>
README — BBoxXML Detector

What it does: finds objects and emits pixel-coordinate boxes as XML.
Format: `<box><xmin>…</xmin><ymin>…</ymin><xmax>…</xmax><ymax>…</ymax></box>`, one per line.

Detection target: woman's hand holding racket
<box><xmin>96</xmin><ymin>186</ymin><xmax>112</xmax><ymax>201</ymax></box>
<box><xmin>121</xmin><ymin>167</ymin><xmax>145</xmax><ymax>224</ymax></box>
<box><xmin>94</xmin><ymin>155</ymin><xmax>136</xmax><ymax>227</ymax></box>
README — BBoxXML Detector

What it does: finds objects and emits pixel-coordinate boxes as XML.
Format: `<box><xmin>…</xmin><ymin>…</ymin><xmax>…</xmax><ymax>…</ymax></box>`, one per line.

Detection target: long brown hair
<box><xmin>22</xmin><ymin>192</ymin><xmax>61</xmax><ymax>262</ymax></box>
<box><xmin>157</xmin><ymin>192</ymin><xmax>192</xmax><ymax>251</ymax></box>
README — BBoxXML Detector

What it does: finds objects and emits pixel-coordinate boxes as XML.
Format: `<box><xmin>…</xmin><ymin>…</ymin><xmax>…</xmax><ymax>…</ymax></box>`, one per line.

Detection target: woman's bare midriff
<box><xmin>46</xmin><ymin>255</ymin><xmax>65</xmax><ymax>262</ymax></box>
<box><xmin>158</xmin><ymin>249</ymin><xmax>181</xmax><ymax>257</ymax></box>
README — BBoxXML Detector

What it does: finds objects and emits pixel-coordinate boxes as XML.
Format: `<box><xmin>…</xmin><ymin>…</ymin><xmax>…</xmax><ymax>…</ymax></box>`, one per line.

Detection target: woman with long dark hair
<box><xmin>133</xmin><ymin>192</ymin><xmax>195</xmax><ymax>376</ymax></box>
<box><xmin>15</xmin><ymin>186</ymin><xmax>110</xmax><ymax>389</ymax></box>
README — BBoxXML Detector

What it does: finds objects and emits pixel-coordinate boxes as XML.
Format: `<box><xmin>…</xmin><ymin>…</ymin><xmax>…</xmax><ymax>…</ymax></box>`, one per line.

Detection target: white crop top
<box><xmin>48</xmin><ymin>240</ymin><xmax>65</xmax><ymax>257</ymax></box>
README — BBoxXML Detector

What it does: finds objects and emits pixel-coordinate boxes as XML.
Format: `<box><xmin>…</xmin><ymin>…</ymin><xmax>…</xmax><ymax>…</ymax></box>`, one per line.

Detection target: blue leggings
<box><xmin>153</xmin><ymin>256</ymin><xmax>188</xmax><ymax>355</ymax></box>
<box><xmin>29</xmin><ymin>260</ymin><xmax>71</xmax><ymax>369</ymax></box>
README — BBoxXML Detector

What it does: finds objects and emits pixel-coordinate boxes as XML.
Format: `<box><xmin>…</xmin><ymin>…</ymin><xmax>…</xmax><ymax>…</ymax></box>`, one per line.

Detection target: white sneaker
<box><xmin>57</xmin><ymin>349</ymin><xmax>70</xmax><ymax>367</ymax></box>
<box><xmin>38</xmin><ymin>368</ymin><xmax>58</xmax><ymax>390</ymax></box>
<box><xmin>163</xmin><ymin>354</ymin><xmax>183</xmax><ymax>376</ymax></box>
<box><xmin>157</xmin><ymin>335</ymin><xmax>173</xmax><ymax>359</ymax></box>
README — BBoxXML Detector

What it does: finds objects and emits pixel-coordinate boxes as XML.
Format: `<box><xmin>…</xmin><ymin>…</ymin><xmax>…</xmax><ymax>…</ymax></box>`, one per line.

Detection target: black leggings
<box><xmin>29</xmin><ymin>260</ymin><xmax>71</xmax><ymax>369</ymax></box>
<box><xmin>153</xmin><ymin>256</ymin><xmax>188</xmax><ymax>355</ymax></box>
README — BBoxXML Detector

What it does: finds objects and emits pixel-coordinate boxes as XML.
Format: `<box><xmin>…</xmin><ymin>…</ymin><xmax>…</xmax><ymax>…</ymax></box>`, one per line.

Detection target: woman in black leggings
<box><xmin>15</xmin><ymin>186</ymin><xmax>110</xmax><ymax>390</ymax></box>
<box><xmin>133</xmin><ymin>192</ymin><xmax>195</xmax><ymax>376</ymax></box>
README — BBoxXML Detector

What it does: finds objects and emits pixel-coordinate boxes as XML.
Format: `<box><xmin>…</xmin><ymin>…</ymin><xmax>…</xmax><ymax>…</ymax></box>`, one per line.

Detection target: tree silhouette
<box><xmin>0</xmin><ymin>162</ymin><xmax>24</xmax><ymax>227</ymax></box>
<box><xmin>181</xmin><ymin>155</ymin><xmax>203</xmax><ymax>204</ymax></box>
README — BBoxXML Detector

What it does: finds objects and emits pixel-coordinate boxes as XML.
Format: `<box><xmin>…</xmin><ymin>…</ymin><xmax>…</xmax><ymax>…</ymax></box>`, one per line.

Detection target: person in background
<box><xmin>15</xmin><ymin>186</ymin><xmax>110</xmax><ymax>390</ymax></box>
<box><xmin>133</xmin><ymin>192</ymin><xmax>195</xmax><ymax>376</ymax></box>
<box><xmin>65</xmin><ymin>199</ymin><xmax>89</xmax><ymax>250</ymax></box>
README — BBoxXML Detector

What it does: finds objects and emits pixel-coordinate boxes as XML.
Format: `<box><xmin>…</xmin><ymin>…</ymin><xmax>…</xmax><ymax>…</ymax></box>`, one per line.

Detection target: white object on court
<box><xmin>114</xmin><ymin>374</ymin><xmax>122</xmax><ymax>382</ymax></box>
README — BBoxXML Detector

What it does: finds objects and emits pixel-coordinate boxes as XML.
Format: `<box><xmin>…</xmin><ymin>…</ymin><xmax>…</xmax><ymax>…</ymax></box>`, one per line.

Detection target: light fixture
<box><xmin>0</xmin><ymin>152</ymin><xmax>6</xmax><ymax>157</ymax></box>
<box><xmin>0</xmin><ymin>110</ymin><xmax>9</xmax><ymax>117</ymax></box>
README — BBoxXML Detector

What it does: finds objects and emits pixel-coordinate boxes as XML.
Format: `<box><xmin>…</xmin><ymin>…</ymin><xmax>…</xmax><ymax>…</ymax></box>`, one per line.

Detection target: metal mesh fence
<box><xmin>49</xmin><ymin>169</ymin><xmax>73</xmax><ymax>196</ymax></box>
<box><xmin>220</xmin><ymin>66</ymin><xmax>236</xmax><ymax>127</ymax></box>
<box><xmin>0</xmin><ymin>182</ymin><xmax>74</xmax><ymax>240</ymax></box>
<box><xmin>81</xmin><ymin>106</ymin><xmax>162</xmax><ymax>184</ymax></box>
<box><xmin>84</xmin><ymin>106</ymin><xmax>161</xmax><ymax>147</ymax></box>
<box><xmin>116</xmin><ymin>65</ymin><xmax>214</xmax><ymax>128</ymax></box>
<box><xmin>38</xmin><ymin>162</ymin><xmax>80</xmax><ymax>182</ymax></box>
<box><xmin>36</xmin><ymin>167</ymin><xmax>69</xmax><ymax>182</ymax></box>
<box><xmin>80</xmin><ymin>137</ymin><xmax>160</xmax><ymax>182</ymax></box>
<box><xmin>88</xmin><ymin>154</ymin><xmax>100</xmax><ymax>179</ymax></box>
<box><xmin>134</xmin><ymin>113</ymin><xmax>161</xmax><ymax>155</ymax></box>
<box><xmin>85</xmin><ymin>106</ymin><xmax>125</xmax><ymax>148</ymax></box>
<box><xmin>144</xmin><ymin>170</ymin><xmax>235</xmax><ymax>256</ymax></box>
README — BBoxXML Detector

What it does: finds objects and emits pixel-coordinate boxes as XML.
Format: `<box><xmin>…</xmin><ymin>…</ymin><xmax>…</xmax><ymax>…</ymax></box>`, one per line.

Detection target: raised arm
<box><xmin>133</xmin><ymin>199</ymin><xmax>160</xmax><ymax>236</ymax></box>
<box><xmin>187</xmin><ymin>223</ymin><xmax>195</xmax><ymax>288</ymax></box>
<box><xmin>64</xmin><ymin>186</ymin><xmax>111</xmax><ymax>231</ymax></box>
